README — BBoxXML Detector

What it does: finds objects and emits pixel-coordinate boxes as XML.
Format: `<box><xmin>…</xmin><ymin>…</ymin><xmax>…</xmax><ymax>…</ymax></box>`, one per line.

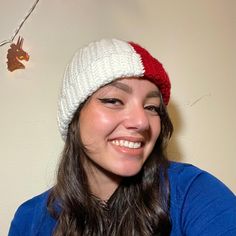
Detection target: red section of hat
<box><xmin>128</xmin><ymin>42</ymin><xmax>171</xmax><ymax>105</ymax></box>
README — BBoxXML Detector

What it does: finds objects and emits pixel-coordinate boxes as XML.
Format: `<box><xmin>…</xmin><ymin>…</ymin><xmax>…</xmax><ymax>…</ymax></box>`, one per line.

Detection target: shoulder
<box><xmin>13</xmin><ymin>190</ymin><xmax>49</xmax><ymax>220</ymax></box>
<box><xmin>16</xmin><ymin>190</ymin><xmax>49</xmax><ymax>214</ymax></box>
<box><xmin>168</xmin><ymin>161</ymin><xmax>203</xmax><ymax>185</ymax></box>
<box><xmin>168</xmin><ymin>162</ymin><xmax>236</xmax><ymax>236</ymax></box>
<box><xmin>9</xmin><ymin>190</ymin><xmax>55</xmax><ymax>236</ymax></box>
<box><xmin>168</xmin><ymin>161</ymin><xmax>235</xmax><ymax>200</ymax></box>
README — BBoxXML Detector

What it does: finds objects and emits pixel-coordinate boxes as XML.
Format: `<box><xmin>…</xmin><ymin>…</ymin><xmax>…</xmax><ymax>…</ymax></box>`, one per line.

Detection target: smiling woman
<box><xmin>8</xmin><ymin>38</ymin><xmax>236</xmax><ymax>236</ymax></box>
<box><xmin>79</xmin><ymin>78</ymin><xmax>162</xmax><ymax>194</ymax></box>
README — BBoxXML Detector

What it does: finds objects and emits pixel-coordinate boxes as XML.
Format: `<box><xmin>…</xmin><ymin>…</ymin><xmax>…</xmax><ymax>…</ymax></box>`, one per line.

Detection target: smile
<box><xmin>111</xmin><ymin>140</ymin><xmax>142</xmax><ymax>149</ymax></box>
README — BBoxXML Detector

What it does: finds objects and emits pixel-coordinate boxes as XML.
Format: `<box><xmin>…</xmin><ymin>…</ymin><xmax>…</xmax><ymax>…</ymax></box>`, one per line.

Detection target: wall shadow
<box><xmin>166</xmin><ymin>101</ymin><xmax>183</xmax><ymax>162</ymax></box>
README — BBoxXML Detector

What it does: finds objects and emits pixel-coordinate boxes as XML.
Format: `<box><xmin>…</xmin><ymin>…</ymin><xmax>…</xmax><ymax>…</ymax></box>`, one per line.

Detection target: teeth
<box><xmin>111</xmin><ymin>140</ymin><xmax>141</xmax><ymax>149</ymax></box>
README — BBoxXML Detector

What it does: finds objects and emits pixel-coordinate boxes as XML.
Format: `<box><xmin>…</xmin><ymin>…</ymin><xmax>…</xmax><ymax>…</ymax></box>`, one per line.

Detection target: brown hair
<box><xmin>47</xmin><ymin>95</ymin><xmax>173</xmax><ymax>236</ymax></box>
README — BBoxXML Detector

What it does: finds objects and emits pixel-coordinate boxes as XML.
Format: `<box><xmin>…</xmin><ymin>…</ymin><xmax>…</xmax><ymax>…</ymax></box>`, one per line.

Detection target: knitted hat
<box><xmin>58</xmin><ymin>38</ymin><xmax>171</xmax><ymax>140</ymax></box>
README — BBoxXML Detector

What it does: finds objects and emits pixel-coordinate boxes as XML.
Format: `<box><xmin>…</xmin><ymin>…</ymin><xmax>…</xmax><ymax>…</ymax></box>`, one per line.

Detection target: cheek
<box><xmin>151</xmin><ymin>118</ymin><xmax>162</xmax><ymax>140</ymax></box>
<box><xmin>79</xmin><ymin>107</ymin><xmax>118</xmax><ymax>143</ymax></box>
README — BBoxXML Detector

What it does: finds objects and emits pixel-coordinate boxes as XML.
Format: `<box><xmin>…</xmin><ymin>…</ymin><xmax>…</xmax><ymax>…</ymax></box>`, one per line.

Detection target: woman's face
<box><xmin>79</xmin><ymin>77</ymin><xmax>161</xmax><ymax>180</ymax></box>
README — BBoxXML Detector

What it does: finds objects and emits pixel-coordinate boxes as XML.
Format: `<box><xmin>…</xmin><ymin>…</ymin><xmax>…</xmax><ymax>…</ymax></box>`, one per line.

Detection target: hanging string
<box><xmin>0</xmin><ymin>0</ymin><xmax>40</xmax><ymax>47</ymax></box>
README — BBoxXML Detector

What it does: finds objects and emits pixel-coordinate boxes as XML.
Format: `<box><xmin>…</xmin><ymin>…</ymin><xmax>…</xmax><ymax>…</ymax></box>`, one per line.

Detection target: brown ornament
<box><xmin>7</xmin><ymin>36</ymin><xmax>29</xmax><ymax>72</ymax></box>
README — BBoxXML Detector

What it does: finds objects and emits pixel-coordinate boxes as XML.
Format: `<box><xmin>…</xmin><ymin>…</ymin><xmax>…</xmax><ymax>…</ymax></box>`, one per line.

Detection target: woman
<box><xmin>9</xmin><ymin>38</ymin><xmax>236</xmax><ymax>236</ymax></box>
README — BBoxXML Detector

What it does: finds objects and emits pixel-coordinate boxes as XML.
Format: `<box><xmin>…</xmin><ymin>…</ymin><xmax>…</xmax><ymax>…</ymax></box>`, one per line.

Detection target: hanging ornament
<box><xmin>6</xmin><ymin>36</ymin><xmax>30</xmax><ymax>72</ymax></box>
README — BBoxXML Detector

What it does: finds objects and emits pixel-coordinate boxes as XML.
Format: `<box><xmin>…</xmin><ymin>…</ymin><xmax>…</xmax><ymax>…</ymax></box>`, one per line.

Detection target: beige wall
<box><xmin>0</xmin><ymin>0</ymin><xmax>235</xmax><ymax>234</ymax></box>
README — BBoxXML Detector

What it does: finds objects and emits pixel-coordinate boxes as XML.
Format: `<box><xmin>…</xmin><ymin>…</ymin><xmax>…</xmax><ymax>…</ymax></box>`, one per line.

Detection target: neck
<box><xmin>85</xmin><ymin>161</ymin><xmax>122</xmax><ymax>201</ymax></box>
<box><xmin>90</xmin><ymin>174</ymin><xmax>120</xmax><ymax>201</ymax></box>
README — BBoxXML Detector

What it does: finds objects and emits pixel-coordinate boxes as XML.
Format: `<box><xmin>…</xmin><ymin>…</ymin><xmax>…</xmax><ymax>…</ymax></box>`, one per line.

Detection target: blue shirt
<box><xmin>8</xmin><ymin>162</ymin><xmax>236</xmax><ymax>235</ymax></box>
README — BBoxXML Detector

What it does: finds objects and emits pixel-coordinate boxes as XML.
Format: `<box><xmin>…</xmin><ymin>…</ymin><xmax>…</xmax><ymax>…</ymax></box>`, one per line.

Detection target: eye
<box><xmin>144</xmin><ymin>105</ymin><xmax>160</xmax><ymax>115</ymax></box>
<box><xmin>98</xmin><ymin>98</ymin><xmax>123</xmax><ymax>106</ymax></box>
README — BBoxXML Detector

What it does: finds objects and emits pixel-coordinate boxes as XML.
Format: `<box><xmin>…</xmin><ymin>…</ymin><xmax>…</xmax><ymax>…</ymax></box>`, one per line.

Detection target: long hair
<box><xmin>47</xmin><ymin>95</ymin><xmax>174</xmax><ymax>236</ymax></box>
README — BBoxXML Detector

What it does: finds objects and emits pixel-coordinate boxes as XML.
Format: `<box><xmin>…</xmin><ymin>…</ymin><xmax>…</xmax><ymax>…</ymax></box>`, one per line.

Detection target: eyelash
<box><xmin>144</xmin><ymin>105</ymin><xmax>161</xmax><ymax>115</ymax></box>
<box><xmin>98</xmin><ymin>98</ymin><xmax>123</xmax><ymax>105</ymax></box>
<box><xmin>99</xmin><ymin>98</ymin><xmax>160</xmax><ymax>114</ymax></box>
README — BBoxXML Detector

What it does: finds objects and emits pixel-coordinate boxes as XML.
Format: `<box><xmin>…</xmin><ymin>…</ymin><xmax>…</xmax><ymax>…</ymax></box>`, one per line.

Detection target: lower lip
<box><xmin>110</xmin><ymin>142</ymin><xmax>144</xmax><ymax>156</ymax></box>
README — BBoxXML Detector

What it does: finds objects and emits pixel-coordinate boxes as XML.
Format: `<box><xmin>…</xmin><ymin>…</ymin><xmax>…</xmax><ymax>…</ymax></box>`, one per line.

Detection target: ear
<box><xmin>16</xmin><ymin>36</ymin><xmax>21</xmax><ymax>46</ymax></box>
<box><xmin>19</xmin><ymin>37</ymin><xmax>24</xmax><ymax>48</ymax></box>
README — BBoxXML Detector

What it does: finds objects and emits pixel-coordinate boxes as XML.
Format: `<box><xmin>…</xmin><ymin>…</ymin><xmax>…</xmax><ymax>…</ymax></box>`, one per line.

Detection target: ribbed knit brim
<box><xmin>58</xmin><ymin>38</ymin><xmax>171</xmax><ymax>141</ymax></box>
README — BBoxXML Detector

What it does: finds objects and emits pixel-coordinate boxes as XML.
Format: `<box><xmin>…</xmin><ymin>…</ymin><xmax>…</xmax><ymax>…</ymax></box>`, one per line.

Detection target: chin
<box><xmin>114</xmin><ymin>165</ymin><xmax>143</xmax><ymax>177</ymax></box>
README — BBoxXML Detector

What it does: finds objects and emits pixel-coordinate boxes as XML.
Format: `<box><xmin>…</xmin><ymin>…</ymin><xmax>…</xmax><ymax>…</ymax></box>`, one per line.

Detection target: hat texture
<box><xmin>58</xmin><ymin>38</ymin><xmax>171</xmax><ymax>140</ymax></box>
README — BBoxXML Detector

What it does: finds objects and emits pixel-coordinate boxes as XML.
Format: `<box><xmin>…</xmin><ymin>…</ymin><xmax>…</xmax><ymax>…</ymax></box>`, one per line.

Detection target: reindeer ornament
<box><xmin>7</xmin><ymin>36</ymin><xmax>29</xmax><ymax>72</ymax></box>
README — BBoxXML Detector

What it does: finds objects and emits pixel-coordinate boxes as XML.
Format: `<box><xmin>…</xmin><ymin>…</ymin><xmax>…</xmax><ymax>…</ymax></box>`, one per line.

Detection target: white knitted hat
<box><xmin>58</xmin><ymin>38</ymin><xmax>170</xmax><ymax>141</ymax></box>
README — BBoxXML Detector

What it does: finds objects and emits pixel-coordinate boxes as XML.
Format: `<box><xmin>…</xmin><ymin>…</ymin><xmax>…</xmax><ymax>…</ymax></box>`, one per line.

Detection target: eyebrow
<box><xmin>146</xmin><ymin>90</ymin><xmax>161</xmax><ymax>98</ymax></box>
<box><xmin>111</xmin><ymin>82</ymin><xmax>132</xmax><ymax>93</ymax></box>
<box><xmin>110</xmin><ymin>81</ymin><xmax>161</xmax><ymax>98</ymax></box>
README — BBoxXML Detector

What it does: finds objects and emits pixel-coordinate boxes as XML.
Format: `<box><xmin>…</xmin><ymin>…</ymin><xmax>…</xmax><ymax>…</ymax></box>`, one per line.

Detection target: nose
<box><xmin>123</xmin><ymin>105</ymin><xmax>150</xmax><ymax>131</ymax></box>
